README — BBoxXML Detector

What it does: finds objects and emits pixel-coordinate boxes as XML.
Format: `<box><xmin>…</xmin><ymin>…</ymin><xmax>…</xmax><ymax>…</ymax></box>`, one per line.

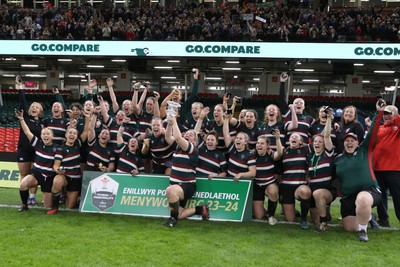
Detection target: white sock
<box><xmin>29</xmin><ymin>193</ymin><xmax>36</xmax><ymax>198</ymax></box>
<box><xmin>358</xmin><ymin>224</ymin><xmax>368</xmax><ymax>232</ymax></box>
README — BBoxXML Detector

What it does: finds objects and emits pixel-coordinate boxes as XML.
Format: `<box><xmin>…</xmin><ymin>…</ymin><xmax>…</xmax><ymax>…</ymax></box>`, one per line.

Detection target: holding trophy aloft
<box><xmin>167</xmin><ymin>100</ymin><xmax>181</xmax><ymax>117</ymax></box>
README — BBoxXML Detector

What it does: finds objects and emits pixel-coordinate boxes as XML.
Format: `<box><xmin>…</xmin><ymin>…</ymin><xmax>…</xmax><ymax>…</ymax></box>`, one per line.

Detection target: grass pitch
<box><xmin>0</xmin><ymin>187</ymin><xmax>399</xmax><ymax>267</ymax></box>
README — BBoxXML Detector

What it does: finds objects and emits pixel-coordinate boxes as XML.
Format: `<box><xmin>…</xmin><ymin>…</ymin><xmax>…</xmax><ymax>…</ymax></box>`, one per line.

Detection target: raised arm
<box><xmin>117</xmin><ymin>125</ymin><xmax>124</xmax><ymax>146</ymax></box>
<box><xmin>286</xmin><ymin>104</ymin><xmax>298</xmax><ymax>131</ymax></box>
<box><xmin>272</xmin><ymin>129</ymin><xmax>283</xmax><ymax>161</ymax></box>
<box><xmin>222</xmin><ymin>93</ymin><xmax>230</xmax><ymax>111</ymax></box>
<box><xmin>165</xmin><ymin>115</ymin><xmax>175</xmax><ymax>145</ymax></box>
<box><xmin>15</xmin><ymin>110</ymin><xmax>34</xmax><ymax>141</ymax></box>
<box><xmin>194</xmin><ymin>107</ymin><xmax>209</xmax><ymax>135</ymax></box>
<box><xmin>223</xmin><ymin>114</ymin><xmax>233</xmax><ymax>148</ymax></box>
<box><xmin>136</xmin><ymin>83</ymin><xmax>149</xmax><ymax>116</ymax></box>
<box><xmin>152</xmin><ymin>92</ymin><xmax>161</xmax><ymax>118</ymax></box>
<box><xmin>53</xmin><ymin>86</ymin><xmax>67</xmax><ymax>111</ymax></box>
<box><xmin>16</xmin><ymin>76</ymin><xmax>28</xmax><ymax>113</ymax></box>
<box><xmin>169</xmin><ymin>115</ymin><xmax>189</xmax><ymax>151</ymax></box>
<box><xmin>364</xmin><ymin>100</ymin><xmax>385</xmax><ymax>148</ymax></box>
<box><xmin>80</xmin><ymin>112</ymin><xmax>90</xmax><ymax>142</ymax></box>
<box><xmin>324</xmin><ymin>109</ymin><xmax>333</xmax><ymax>152</ymax></box>
<box><xmin>179</xmin><ymin>69</ymin><xmax>200</xmax><ymax>120</ymax></box>
<box><xmin>160</xmin><ymin>89</ymin><xmax>180</xmax><ymax>119</ymax></box>
<box><xmin>83</xmin><ymin>79</ymin><xmax>97</xmax><ymax>102</ymax></box>
<box><xmin>141</xmin><ymin>137</ymin><xmax>150</xmax><ymax>155</ymax></box>
<box><xmin>106</xmin><ymin>78</ymin><xmax>119</xmax><ymax>113</ymax></box>
<box><xmin>87</xmin><ymin>113</ymin><xmax>98</xmax><ymax>143</ymax></box>
<box><xmin>131</xmin><ymin>82</ymin><xmax>141</xmax><ymax>116</ymax></box>
<box><xmin>97</xmin><ymin>94</ymin><xmax>109</xmax><ymax>123</ymax></box>
<box><xmin>279</xmin><ymin>72</ymin><xmax>289</xmax><ymax>114</ymax></box>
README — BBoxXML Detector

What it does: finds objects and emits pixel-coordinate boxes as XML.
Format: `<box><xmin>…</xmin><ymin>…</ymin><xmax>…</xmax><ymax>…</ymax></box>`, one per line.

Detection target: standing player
<box><xmin>15</xmin><ymin>76</ymin><xmax>44</xmax><ymax>205</ymax></box>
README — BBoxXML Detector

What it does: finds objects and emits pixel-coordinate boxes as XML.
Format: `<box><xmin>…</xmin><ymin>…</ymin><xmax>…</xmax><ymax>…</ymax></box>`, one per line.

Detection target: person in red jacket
<box><xmin>372</xmin><ymin>104</ymin><xmax>400</xmax><ymax>227</ymax></box>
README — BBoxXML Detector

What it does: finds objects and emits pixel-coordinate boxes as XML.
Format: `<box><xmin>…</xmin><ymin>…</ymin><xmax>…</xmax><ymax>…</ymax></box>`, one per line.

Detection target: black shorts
<box><xmin>279</xmin><ymin>183</ymin><xmax>301</xmax><ymax>204</ymax></box>
<box><xmin>170</xmin><ymin>181</ymin><xmax>196</xmax><ymax>208</ymax></box>
<box><xmin>17</xmin><ymin>149</ymin><xmax>35</xmax><ymax>163</ymax></box>
<box><xmin>309</xmin><ymin>186</ymin><xmax>337</xmax><ymax>209</ymax></box>
<box><xmin>66</xmin><ymin>176</ymin><xmax>82</xmax><ymax>192</ymax></box>
<box><xmin>31</xmin><ymin>169</ymin><xmax>54</xmax><ymax>193</ymax></box>
<box><xmin>253</xmin><ymin>181</ymin><xmax>277</xmax><ymax>201</ymax></box>
<box><xmin>153</xmin><ymin>163</ymin><xmax>167</xmax><ymax>174</ymax></box>
<box><xmin>340</xmin><ymin>186</ymin><xmax>382</xmax><ymax>218</ymax></box>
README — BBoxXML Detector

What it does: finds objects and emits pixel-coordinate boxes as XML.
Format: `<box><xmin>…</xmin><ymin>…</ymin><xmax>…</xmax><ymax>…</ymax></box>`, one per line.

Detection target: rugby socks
<box><xmin>29</xmin><ymin>193</ymin><xmax>36</xmax><ymax>199</ymax></box>
<box><xmin>194</xmin><ymin>206</ymin><xmax>202</xmax><ymax>215</ymax></box>
<box><xmin>20</xmin><ymin>189</ymin><xmax>29</xmax><ymax>205</ymax></box>
<box><xmin>267</xmin><ymin>200</ymin><xmax>278</xmax><ymax>217</ymax></box>
<box><xmin>300</xmin><ymin>199</ymin><xmax>310</xmax><ymax>220</ymax></box>
<box><xmin>358</xmin><ymin>224</ymin><xmax>368</xmax><ymax>233</ymax></box>
<box><xmin>51</xmin><ymin>192</ymin><xmax>62</xmax><ymax>209</ymax></box>
<box><xmin>169</xmin><ymin>201</ymin><xmax>180</xmax><ymax>220</ymax></box>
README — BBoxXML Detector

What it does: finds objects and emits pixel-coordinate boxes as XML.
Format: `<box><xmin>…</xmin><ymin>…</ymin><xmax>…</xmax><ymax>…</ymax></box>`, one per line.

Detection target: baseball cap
<box><xmin>384</xmin><ymin>105</ymin><xmax>397</xmax><ymax>114</ymax></box>
<box><xmin>343</xmin><ymin>132</ymin><xmax>358</xmax><ymax>142</ymax></box>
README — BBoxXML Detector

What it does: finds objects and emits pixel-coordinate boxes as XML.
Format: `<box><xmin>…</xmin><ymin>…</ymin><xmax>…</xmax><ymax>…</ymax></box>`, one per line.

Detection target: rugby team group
<box><xmin>14</xmin><ymin>69</ymin><xmax>400</xmax><ymax>242</ymax></box>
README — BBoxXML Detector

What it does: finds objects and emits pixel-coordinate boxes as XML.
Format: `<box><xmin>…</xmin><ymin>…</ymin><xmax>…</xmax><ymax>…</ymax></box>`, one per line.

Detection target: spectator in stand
<box><xmin>333</xmin><ymin>101</ymin><xmax>383</xmax><ymax>242</ymax></box>
<box><xmin>370</xmin><ymin>104</ymin><xmax>400</xmax><ymax>227</ymax></box>
<box><xmin>102</xmin><ymin>22</ymin><xmax>111</xmax><ymax>40</ymax></box>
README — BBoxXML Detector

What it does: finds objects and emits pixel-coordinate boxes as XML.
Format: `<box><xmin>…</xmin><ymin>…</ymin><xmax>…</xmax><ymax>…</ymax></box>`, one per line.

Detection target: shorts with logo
<box><xmin>17</xmin><ymin>149</ymin><xmax>35</xmax><ymax>163</ymax></box>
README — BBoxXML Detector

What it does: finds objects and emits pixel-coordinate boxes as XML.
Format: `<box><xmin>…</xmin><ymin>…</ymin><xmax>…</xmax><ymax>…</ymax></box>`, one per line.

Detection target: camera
<box><xmin>235</xmin><ymin>97</ymin><xmax>242</xmax><ymax>104</ymax></box>
<box><xmin>322</xmin><ymin>106</ymin><xmax>330</xmax><ymax>114</ymax></box>
<box><xmin>226</xmin><ymin>93</ymin><xmax>232</xmax><ymax>98</ymax></box>
<box><xmin>281</xmin><ymin>72</ymin><xmax>288</xmax><ymax>79</ymax></box>
<box><xmin>378</xmin><ymin>99</ymin><xmax>385</xmax><ymax>108</ymax></box>
<box><xmin>269</xmin><ymin>127</ymin><xmax>276</xmax><ymax>134</ymax></box>
<box><xmin>17</xmin><ymin>76</ymin><xmax>22</xmax><ymax>83</ymax></box>
<box><xmin>227</xmin><ymin>109</ymin><xmax>233</xmax><ymax>115</ymax></box>
<box><xmin>143</xmin><ymin>81</ymin><xmax>150</xmax><ymax>87</ymax></box>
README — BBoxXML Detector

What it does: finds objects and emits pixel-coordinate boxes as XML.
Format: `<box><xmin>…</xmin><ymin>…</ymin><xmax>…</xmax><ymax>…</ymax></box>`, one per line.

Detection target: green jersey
<box><xmin>333</xmin><ymin>112</ymin><xmax>382</xmax><ymax>198</ymax></box>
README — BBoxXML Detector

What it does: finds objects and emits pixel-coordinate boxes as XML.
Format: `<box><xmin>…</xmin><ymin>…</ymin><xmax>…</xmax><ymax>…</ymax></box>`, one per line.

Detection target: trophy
<box><xmin>167</xmin><ymin>101</ymin><xmax>181</xmax><ymax>117</ymax></box>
